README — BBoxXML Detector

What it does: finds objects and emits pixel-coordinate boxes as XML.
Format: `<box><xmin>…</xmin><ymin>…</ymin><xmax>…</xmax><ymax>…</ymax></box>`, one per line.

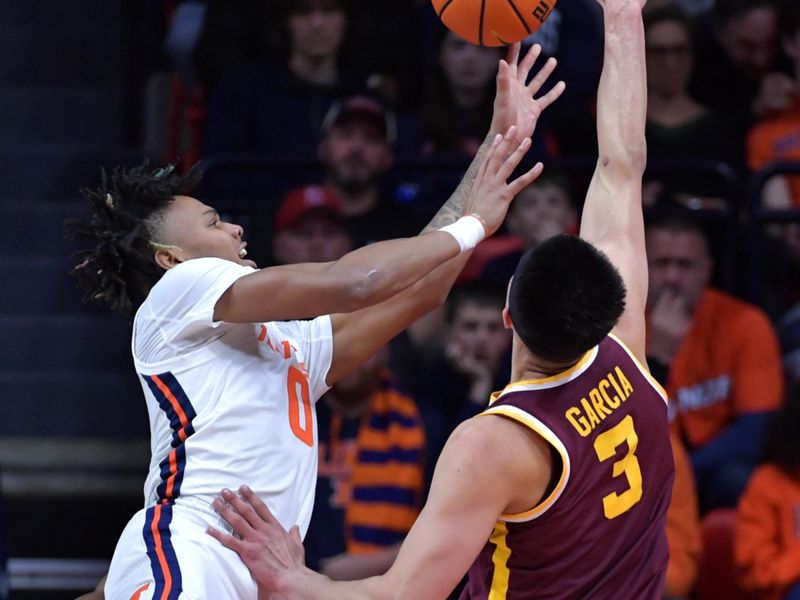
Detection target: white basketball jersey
<box><xmin>131</xmin><ymin>257</ymin><xmax>333</xmax><ymax>537</ymax></box>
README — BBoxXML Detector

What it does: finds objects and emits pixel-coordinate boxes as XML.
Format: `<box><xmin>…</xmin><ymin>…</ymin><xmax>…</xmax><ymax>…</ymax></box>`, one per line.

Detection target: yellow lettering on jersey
<box><xmin>599</xmin><ymin>379</ymin><xmax>620</xmax><ymax>408</ymax></box>
<box><xmin>566</xmin><ymin>406</ymin><xmax>592</xmax><ymax>437</ymax></box>
<box><xmin>564</xmin><ymin>367</ymin><xmax>635</xmax><ymax>436</ymax></box>
<box><xmin>607</xmin><ymin>371</ymin><xmax>626</xmax><ymax>403</ymax></box>
<box><xmin>615</xmin><ymin>366</ymin><xmax>634</xmax><ymax>397</ymax></box>
<box><xmin>589</xmin><ymin>388</ymin><xmax>613</xmax><ymax>418</ymax></box>
<box><xmin>580</xmin><ymin>398</ymin><xmax>601</xmax><ymax>428</ymax></box>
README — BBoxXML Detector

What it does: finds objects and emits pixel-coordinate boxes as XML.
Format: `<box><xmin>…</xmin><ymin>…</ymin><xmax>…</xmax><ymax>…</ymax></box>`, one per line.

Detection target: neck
<box><xmin>289</xmin><ymin>53</ymin><xmax>338</xmax><ymax>85</ymax></box>
<box><xmin>510</xmin><ymin>338</ymin><xmax>584</xmax><ymax>383</ymax></box>
<box><xmin>450</xmin><ymin>83</ymin><xmax>487</xmax><ymax>108</ymax></box>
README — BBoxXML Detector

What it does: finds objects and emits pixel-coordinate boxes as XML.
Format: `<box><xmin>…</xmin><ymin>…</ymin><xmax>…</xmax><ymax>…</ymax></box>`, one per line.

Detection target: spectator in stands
<box><xmin>643</xmin><ymin>5</ymin><xmax>746</xmax><ymax>204</ymax></box>
<box><xmin>468</xmin><ymin>170</ymin><xmax>578</xmax><ymax>288</ymax></box>
<box><xmin>412</xmin><ymin>283</ymin><xmax>511</xmax><ymax>489</ymax></box>
<box><xmin>304</xmin><ymin>346</ymin><xmax>426</xmax><ymax>580</ymax></box>
<box><xmin>735</xmin><ymin>384</ymin><xmax>800</xmax><ymax>600</ymax></box>
<box><xmin>644</xmin><ymin>212</ymin><xmax>783</xmax><ymax>513</ymax></box>
<box><xmin>203</xmin><ymin>0</ymin><xmax>364</xmax><ymax>159</ymax></box>
<box><xmin>318</xmin><ymin>95</ymin><xmax>422</xmax><ymax>246</ymax></box>
<box><xmin>418</xmin><ymin>31</ymin><xmax>505</xmax><ymax>158</ymax></box>
<box><xmin>691</xmin><ymin>0</ymin><xmax>792</xmax><ymax>119</ymax></box>
<box><xmin>664</xmin><ymin>432</ymin><xmax>702</xmax><ymax>600</ymax></box>
<box><xmin>747</xmin><ymin>1</ymin><xmax>800</xmax><ymax>211</ymax></box>
<box><xmin>271</xmin><ymin>185</ymin><xmax>353</xmax><ymax>265</ymax></box>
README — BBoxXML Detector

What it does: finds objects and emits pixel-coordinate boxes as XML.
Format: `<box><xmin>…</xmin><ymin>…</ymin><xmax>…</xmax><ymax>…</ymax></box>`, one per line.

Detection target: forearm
<box><xmin>321</xmin><ymin>546</ymin><xmax>401</xmax><ymax>581</ymax></box>
<box><xmin>595</xmin><ymin>2</ymin><xmax>647</xmax><ymax>176</ymax></box>
<box><xmin>272</xmin><ymin>567</ymin><xmax>390</xmax><ymax>600</ymax></box>
<box><xmin>424</xmin><ymin>134</ymin><xmax>493</xmax><ymax>232</ymax></box>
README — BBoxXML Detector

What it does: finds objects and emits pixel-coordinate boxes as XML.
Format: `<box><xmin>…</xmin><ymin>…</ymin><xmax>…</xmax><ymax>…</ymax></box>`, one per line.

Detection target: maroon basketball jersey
<box><xmin>460</xmin><ymin>334</ymin><xmax>674</xmax><ymax>600</ymax></box>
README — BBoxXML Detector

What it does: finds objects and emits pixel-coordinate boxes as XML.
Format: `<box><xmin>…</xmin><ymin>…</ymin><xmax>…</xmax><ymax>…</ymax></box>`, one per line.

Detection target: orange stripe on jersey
<box><xmin>164</xmin><ymin>450</ymin><xmax>178</xmax><ymax>499</ymax></box>
<box><xmin>130</xmin><ymin>582</ymin><xmax>150</xmax><ymax>600</ymax></box>
<box><xmin>489</xmin><ymin>521</ymin><xmax>511</xmax><ymax>600</ymax></box>
<box><xmin>151</xmin><ymin>504</ymin><xmax>174</xmax><ymax>600</ymax></box>
<box><xmin>151</xmin><ymin>375</ymin><xmax>190</xmax><ymax>429</ymax></box>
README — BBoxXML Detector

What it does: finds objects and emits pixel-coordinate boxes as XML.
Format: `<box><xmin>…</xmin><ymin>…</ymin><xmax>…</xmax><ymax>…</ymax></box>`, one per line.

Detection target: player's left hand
<box><xmin>207</xmin><ymin>486</ymin><xmax>305</xmax><ymax>596</ymax></box>
<box><xmin>490</xmin><ymin>43</ymin><xmax>565</xmax><ymax>143</ymax></box>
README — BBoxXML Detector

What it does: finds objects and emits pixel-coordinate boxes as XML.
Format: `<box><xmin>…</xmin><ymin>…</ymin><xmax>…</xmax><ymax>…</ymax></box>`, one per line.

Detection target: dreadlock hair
<box><xmin>65</xmin><ymin>163</ymin><xmax>202</xmax><ymax>319</ymax></box>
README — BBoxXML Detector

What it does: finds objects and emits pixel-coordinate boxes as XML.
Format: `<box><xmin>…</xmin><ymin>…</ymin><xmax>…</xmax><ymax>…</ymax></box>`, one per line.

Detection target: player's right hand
<box><xmin>465</xmin><ymin>126</ymin><xmax>543</xmax><ymax>237</ymax></box>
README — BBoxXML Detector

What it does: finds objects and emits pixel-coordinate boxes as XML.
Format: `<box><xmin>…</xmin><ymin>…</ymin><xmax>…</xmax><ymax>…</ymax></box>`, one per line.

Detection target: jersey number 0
<box><xmin>287</xmin><ymin>365</ymin><xmax>313</xmax><ymax>447</ymax></box>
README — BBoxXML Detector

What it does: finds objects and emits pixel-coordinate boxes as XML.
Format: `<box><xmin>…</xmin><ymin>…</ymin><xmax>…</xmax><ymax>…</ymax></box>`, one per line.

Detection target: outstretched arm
<box><xmin>579</xmin><ymin>0</ymin><xmax>649</xmax><ymax>362</ymax></box>
<box><xmin>325</xmin><ymin>45</ymin><xmax>565</xmax><ymax>384</ymax></box>
<box><xmin>209</xmin><ymin>416</ymin><xmax>552</xmax><ymax>600</ymax></box>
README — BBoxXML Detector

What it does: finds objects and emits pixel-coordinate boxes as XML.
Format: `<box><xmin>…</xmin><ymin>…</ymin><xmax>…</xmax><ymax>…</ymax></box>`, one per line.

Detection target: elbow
<box><xmin>341</xmin><ymin>266</ymin><xmax>391</xmax><ymax>311</ymax></box>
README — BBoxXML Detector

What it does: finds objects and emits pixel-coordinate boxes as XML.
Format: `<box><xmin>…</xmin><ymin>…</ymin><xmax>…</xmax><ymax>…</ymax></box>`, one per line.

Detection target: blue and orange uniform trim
<box><xmin>141</xmin><ymin>372</ymin><xmax>198</xmax><ymax>599</ymax></box>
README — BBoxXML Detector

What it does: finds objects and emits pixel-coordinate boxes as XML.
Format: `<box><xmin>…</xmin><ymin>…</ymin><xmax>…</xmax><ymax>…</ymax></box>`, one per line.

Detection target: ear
<box><xmin>318</xmin><ymin>139</ymin><xmax>329</xmax><ymax>164</ymax></box>
<box><xmin>783</xmin><ymin>32</ymin><xmax>800</xmax><ymax>60</ymax></box>
<box><xmin>153</xmin><ymin>248</ymin><xmax>183</xmax><ymax>271</ymax></box>
<box><xmin>272</xmin><ymin>232</ymin><xmax>290</xmax><ymax>265</ymax></box>
<box><xmin>381</xmin><ymin>144</ymin><xmax>395</xmax><ymax>171</ymax></box>
<box><xmin>502</xmin><ymin>305</ymin><xmax>513</xmax><ymax>330</ymax></box>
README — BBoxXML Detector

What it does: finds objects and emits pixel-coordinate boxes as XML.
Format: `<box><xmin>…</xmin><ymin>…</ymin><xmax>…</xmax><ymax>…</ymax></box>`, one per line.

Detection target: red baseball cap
<box><xmin>274</xmin><ymin>185</ymin><xmax>344</xmax><ymax>232</ymax></box>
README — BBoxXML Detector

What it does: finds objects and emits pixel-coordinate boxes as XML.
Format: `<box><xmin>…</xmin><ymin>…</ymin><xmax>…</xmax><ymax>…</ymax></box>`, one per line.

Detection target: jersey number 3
<box><xmin>593</xmin><ymin>415</ymin><xmax>642</xmax><ymax>519</ymax></box>
<box><xmin>287</xmin><ymin>366</ymin><xmax>313</xmax><ymax>447</ymax></box>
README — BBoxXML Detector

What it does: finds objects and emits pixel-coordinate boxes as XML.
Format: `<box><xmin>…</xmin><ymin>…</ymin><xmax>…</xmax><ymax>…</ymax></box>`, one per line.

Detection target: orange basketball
<box><xmin>431</xmin><ymin>0</ymin><xmax>557</xmax><ymax>47</ymax></box>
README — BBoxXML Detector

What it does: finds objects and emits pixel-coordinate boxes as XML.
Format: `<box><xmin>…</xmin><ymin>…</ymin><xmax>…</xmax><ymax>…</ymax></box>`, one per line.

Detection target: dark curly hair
<box><xmin>65</xmin><ymin>163</ymin><xmax>202</xmax><ymax>318</ymax></box>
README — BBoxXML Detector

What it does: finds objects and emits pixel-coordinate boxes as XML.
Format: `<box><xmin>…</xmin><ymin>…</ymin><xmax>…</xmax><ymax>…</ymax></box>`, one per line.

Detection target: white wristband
<box><xmin>439</xmin><ymin>215</ymin><xmax>486</xmax><ymax>252</ymax></box>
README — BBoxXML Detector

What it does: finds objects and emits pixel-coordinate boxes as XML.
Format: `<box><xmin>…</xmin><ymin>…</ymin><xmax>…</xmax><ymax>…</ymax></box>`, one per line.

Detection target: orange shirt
<box><xmin>735</xmin><ymin>464</ymin><xmax>800</xmax><ymax>600</ymax></box>
<box><xmin>665</xmin><ymin>433</ymin><xmax>702</xmax><ymax>597</ymax></box>
<box><xmin>748</xmin><ymin>98</ymin><xmax>800</xmax><ymax>206</ymax></box>
<box><xmin>667</xmin><ymin>289</ymin><xmax>783</xmax><ymax>449</ymax></box>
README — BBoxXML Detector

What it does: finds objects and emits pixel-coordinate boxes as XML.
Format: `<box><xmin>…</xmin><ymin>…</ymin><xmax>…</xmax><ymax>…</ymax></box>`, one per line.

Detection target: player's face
<box><xmin>646</xmin><ymin>20</ymin><xmax>693</xmax><ymax>96</ymax></box>
<box><xmin>645</xmin><ymin>228</ymin><xmax>712</xmax><ymax>311</ymax></box>
<box><xmin>159</xmin><ymin>195</ymin><xmax>256</xmax><ymax>268</ymax></box>
<box><xmin>439</xmin><ymin>32</ymin><xmax>501</xmax><ymax>93</ymax></box>
<box><xmin>507</xmin><ymin>183</ymin><xmax>576</xmax><ymax>247</ymax></box>
<box><xmin>449</xmin><ymin>302</ymin><xmax>511</xmax><ymax>372</ymax></box>
<box><xmin>321</xmin><ymin>121</ymin><xmax>392</xmax><ymax>191</ymax></box>
<box><xmin>717</xmin><ymin>7</ymin><xmax>779</xmax><ymax>78</ymax></box>
<box><xmin>272</xmin><ymin>213</ymin><xmax>353</xmax><ymax>264</ymax></box>
<box><xmin>288</xmin><ymin>2</ymin><xmax>347</xmax><ymax>60</ymax></box>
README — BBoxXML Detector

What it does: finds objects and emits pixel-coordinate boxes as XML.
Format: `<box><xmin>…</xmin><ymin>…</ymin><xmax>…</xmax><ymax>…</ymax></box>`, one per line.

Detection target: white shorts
<box><xmin>104</xmin><ymin>497</ymin><xmax>257</xmax><ymax>600</ymax></box>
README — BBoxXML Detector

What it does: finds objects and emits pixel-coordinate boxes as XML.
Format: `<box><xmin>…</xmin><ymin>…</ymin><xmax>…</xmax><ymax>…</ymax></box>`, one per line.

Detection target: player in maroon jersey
<box><xmin>207</xmin><ymin>0</ymin><xmax>674</xmax><ymax>597</ymax></box>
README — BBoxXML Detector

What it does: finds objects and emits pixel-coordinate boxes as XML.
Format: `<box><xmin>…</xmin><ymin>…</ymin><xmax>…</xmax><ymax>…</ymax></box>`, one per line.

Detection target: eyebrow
<box><xmin>202</xmin><ymin>208</ymin><xmax>219</xmax><ymax>219</ymax></box>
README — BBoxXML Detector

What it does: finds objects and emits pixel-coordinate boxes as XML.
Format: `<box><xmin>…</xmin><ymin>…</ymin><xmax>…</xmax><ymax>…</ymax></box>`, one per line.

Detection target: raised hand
<box><xmin>490</xmin><ymin>43</ymin><xmax>566</xmax><ymax>143</ymax></box>
<box><xmin>465</xmin><ymin>126</ymin><xmax>543</xmax><ymax>236</ymax></box>
<box><xmin>207</xmin><ymin>486</ymin><xmax>304</xmax><ymax>595</ymax></box>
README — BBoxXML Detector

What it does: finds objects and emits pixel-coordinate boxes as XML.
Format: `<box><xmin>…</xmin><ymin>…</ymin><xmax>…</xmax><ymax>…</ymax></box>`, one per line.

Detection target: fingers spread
<box><xmin>240</xmin><ymin>485</ymin><xmax>280</xmax><ymax>528</ymax></box>
<box><xmin>528</xmin><ymin>57</ymin><xmax>558</xmax><ymax>95</ymax></box>
<box><xmin>518</xmin><ymin>43</ymin><xmax>541</xmax><ymax>83</ymax></box>
<box><xmin>538</xmin><ymin>80</ymin><xmax>567</xmax><ymax>109</ymax></box>
<box><xmin>496</xmin><ymin>137</ymin><xmax>532</xmax><ymax>182</ymax></box>
<box><xmin>206</xmin><ymin>526</ymin><xmax>243</xmax><ymax>553</ymax></box>
<box><xmin>508</xmin><ymin>162</ymin><xmax>544</xmax><ymax>196</ymax></box>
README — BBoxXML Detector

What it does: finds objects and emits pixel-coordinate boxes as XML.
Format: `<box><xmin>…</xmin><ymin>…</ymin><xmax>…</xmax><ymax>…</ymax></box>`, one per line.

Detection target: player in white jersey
<box><xmin>69</xmin><ymin>49</ymin><xmax>563</xmax><ymax>600</ymax></box>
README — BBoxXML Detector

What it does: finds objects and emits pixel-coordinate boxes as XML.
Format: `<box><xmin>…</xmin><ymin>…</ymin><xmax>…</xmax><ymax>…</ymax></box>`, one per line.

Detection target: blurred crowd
<box><xmin>130</xmin><ymin>0</ymin><xmax>800</xmax><ymax>598</ymax></box>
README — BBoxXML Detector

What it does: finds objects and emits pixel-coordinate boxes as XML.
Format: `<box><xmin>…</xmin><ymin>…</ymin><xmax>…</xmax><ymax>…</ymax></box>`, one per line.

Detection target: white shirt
<box><xmin>131</xmin><ymin>257</ymin><xmax>333</xmax><ymax>537</ymax></box>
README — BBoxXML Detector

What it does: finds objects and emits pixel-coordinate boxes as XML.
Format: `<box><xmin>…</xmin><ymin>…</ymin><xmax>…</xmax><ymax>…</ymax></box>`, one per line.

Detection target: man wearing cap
<box><xmin>319</xmin><ymin>95</ymin><xmax>422</xmax><ymax>247</ymax></box>
<box><xmin>272</xmin><ymin>185</ymin><xmax>353</xmax><ymax>265</ymax></box>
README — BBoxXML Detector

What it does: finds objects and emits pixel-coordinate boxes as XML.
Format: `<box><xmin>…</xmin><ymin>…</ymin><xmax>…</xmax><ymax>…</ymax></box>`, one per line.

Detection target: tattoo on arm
<box><xmin>422</xmin><ymin>134</ymin><xmax>493</xmax><ymax>233</ymax></box>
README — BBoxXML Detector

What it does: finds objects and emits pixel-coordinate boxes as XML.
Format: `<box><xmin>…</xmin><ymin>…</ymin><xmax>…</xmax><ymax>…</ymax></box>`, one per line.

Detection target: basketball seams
<box><xmin>505</xmin><ymin>0</ymin><xmax>532</xmax><ymax>34</ymax></box>
<box><xmin>437</xmin><ymin>0</ymin><xmax>457</xmax><ymax>17</ymax></box>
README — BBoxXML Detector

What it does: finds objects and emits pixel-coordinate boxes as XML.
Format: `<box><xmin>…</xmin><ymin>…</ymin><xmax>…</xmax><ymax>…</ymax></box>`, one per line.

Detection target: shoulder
<box><xmin>443</xmin><ymin>415</ymin><xmax>552</xmax><ymax>492</ymax></box>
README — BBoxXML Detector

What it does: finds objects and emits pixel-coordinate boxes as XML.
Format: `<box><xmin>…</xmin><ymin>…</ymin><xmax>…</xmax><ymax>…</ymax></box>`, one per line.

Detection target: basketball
<box><xmin>431</xmin><ymin>0</ymin><xmax>557</xmax><ymax>47</ymax></box>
